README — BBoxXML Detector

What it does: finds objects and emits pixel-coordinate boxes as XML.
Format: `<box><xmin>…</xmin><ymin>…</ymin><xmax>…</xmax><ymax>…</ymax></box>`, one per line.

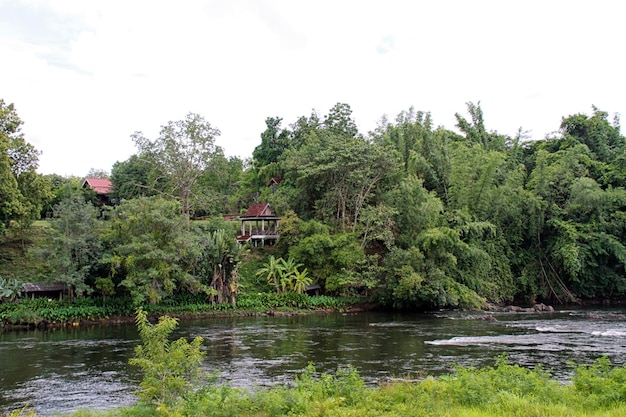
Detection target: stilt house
<box><xmin>237</xmin><ymin>203</ymin><xmax>279</xmax><ymax>246</ymax></box>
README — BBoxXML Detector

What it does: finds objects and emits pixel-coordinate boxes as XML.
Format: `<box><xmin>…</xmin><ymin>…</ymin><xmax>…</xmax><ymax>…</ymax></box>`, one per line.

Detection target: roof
<box><xmin>267</xmin><ymin>177</ymin><xmax>283</xmax><ymax>187</ymax></box>
<box><xmin>244</xmin><ymin>203</ymin><xmax>274</xmax><ymax>217</ymax></box>
<box><xmin>83</xmin><ymin>178</ymin><xmax>112</xmax><ymax>194</ymax></box>
<box><xmin>21</xmin><ymin>283</ymin><xmax>67</xmax><ymax>292</ymax></box>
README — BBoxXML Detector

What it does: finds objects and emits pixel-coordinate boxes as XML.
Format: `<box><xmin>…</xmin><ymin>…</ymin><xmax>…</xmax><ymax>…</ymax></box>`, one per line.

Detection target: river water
<box><xmin>1</xmin><ymin>308</ymin><xmax>626</xmax><ymax>415</ymax></box>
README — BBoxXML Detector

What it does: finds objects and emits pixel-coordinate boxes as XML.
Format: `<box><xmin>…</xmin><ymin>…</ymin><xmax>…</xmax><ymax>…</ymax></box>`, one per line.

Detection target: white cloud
<box><xmin>1</xmin><ymin>0</ymin><xmax>625</xmax><ymax>176</ymax></box>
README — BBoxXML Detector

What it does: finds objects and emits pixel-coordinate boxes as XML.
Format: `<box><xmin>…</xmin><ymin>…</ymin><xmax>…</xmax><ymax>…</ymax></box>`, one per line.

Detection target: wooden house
<box><xmin>21</xmin><ymin>283</ymin><xmax>66</xmax><ymax>300</ymax></box>
<box><xmin>267</xmin><ymin>177</ymin><xmax>283</xmax><ymax>194</ymax></box>
<box><xmin>82</xmin><ymin>177</ymin><xmax>113</xmax><ymax>206</ymax></box>
<box><xmin>237</xmin><ymin>203</ymin><xmax>280</xmax><ymax>246</ymax></box>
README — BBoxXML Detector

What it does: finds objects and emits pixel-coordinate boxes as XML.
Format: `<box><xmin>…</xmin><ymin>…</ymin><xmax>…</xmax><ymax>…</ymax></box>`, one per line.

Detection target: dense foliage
<box><xmin>2</xmin><ymin>98</ymin><xmax>626</xmax><ymax>312</ymax></box>
<box><xmin>0</xmin><ymin>293</ymin><xmax>357</xmax><ymax>326</ymax></box>
<box><xmin>0</xmin><ymin>100</ymin><xmax>51</xmax><ymax>239</ymax></box>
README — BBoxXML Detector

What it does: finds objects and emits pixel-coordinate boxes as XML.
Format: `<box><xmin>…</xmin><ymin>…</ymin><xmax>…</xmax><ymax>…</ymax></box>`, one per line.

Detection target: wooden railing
<box><xmin>247</xmin><ymin>229</ymin><xmax>278</xmax><ymax>236</ymax></box>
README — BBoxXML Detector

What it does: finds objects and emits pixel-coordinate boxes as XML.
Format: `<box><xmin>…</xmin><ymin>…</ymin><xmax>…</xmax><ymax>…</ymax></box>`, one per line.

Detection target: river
<box><xmin>1</xmin><ymin>308</ymin><xmax>626</xmax><ymax>415</ymax></box>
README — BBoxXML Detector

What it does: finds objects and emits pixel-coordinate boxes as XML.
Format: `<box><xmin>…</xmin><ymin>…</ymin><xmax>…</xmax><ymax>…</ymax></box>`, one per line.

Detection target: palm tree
<box><xmin>291</xmin><ymin>268</ymin><xmax>313</xmax><ymax>294</ymax></box>
<box><xmin>279</xmin><ymin>257</ymin><xmax>304</xmax><ymax>293</ymax></box>
<box><xmin>256</xmin><ymin>256</ymin><xmax>284</xmax><ymax>293</ymax></box>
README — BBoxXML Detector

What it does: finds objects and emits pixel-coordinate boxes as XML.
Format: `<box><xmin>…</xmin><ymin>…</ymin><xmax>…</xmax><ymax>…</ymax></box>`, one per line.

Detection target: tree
<box><xmin>256</xmin><ymin>255</ymin><xmax>285</xmax><ymax>293</ymax></box>
<box><xmin>0</xmin><ymin>99</ymin><xmax>49</xmax><ymax>236</ymax></box>
<box><xmin>131</xmin><ymin>113</ymin><xmax>221</xmax><ymax>222</ymax></box>
<box><xmin>455</xmin><ymin>101</ymin><xmax>507</xmax><ymax>151</ymax></box>
<box><xmin>372</xmin><ymin>108</ymin><xmax>455</xmax><ymax>203</ymax></box>
<box><xmin>285</xmin><ymin>133</ymin><xmax>398</xmax><ymax>228</ymax></box>
<box><xmin>85</xmin><ymin>168</ymin><xmax>110</xmax><ymax>179</ymax></box>
<box><xmin>386</xmin><ymin>175</ymin><xmax>445</xmax><ymax>248</ymax></box>
<box><xmin>447</xmin><ymin>142</ymin><xmax>507</xmax><ymax>217</ymax></box>
<box><xmin>0</xmin><ymin>135</ymin><xmax>21</xmax><ymax>235</ymax></box>
<box><xmin>110</xmin><ymin>154</ymin><xmax>158</xmax><ymax>202</ymax></box>
<box><xmin>130</xmin><ymin>308</ymin><xmax>205</xmax><ymax>407</ymax></box>
<box><xmin>287</xmin><ymin>220</ymin><xmax>367</xmax><ymax>294</ymax></box>
<box><xmin>194</xmin><ymin>228</ymin><xmax>241</xmax><ymax>305</ymax></box>
<box><xmin>278</xmin><ymin>257</ymin><xmax>304</xmax><ymax>293</ymax></box>
<box><xmin>194</xmin><ymin>152</ymin><xmax>244</xmax><ymax>216</ymax></box>
<box><xmin>375</xmin><ymin>107</ymin><xmax>432</xmax><ymax>172</ymax></box>
<box><xmin>323</xmin><ymin>102</ymin><xmax>359</xmax><ymax>138</ymax></box>
<box><xmin>42</xmin><ymin>175</ymin><xmax>95</xmax><ymax>218</ymax></box>
<box><xmin>560</xmin><ymin>107</ymin><xmax>624</xmax><ymax>164</ymax></box>
<box><xmin>289</xmin><ymin>111</ymin><xmax>321</xmax><ymax>150</ymax></box>
<box><xmin>95</xmin><ymin>277</ymin><xmax>115</xmax><ymax>307</ymax></box>
<box><xmin>105</xmin><ymin>197</ymin><xmax>190</xmax><ymax>305</ymax></box>
<box><xmin>41</xmin><ymin>192</ymin><xmax>103</xmax><ymax>302</ymax></box>
<box><xmin>274</xmin><ymin>210</ymin><xmax>302</xmax><ymax>257</ymax></box>
<box><xmin>379</xmin><ymin>239</ymin><xmax>487</xmax><ymax>310</ymax></box>
<box><xmin>256</xmin><ymin>255</ymin><xmax>312</xmax><ymax>294</ymax></box>
<box><xmin>252</xmin><ymin>117</ymin><xmax>292</xmax><ymax>168</ymax></box>
<box><xmin>290</xmin><ymin>268</ymin><xmax>312</xmax><ymax>294</ymax></box>
<box><xmin>356</xmin><ymin>203</ymin><xmax>397</xmax><ymax>250</ymax></box>
<box><xmin>11</xmin><ymin>171</ymin><xmax>52</xmax><ymax>244</ymax></box>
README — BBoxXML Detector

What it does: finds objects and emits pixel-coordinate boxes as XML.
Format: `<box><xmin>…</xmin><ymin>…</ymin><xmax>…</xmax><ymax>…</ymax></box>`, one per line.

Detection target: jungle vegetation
<box><xmin>2</xmin><ymin>97</ymin><xmax>626</xmax><ymax>312</ymax></box>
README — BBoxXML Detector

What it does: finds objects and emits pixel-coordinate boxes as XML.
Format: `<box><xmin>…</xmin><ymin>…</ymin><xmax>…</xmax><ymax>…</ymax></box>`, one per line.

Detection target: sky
<box><xmin>1</xmin><ymin>0</ymin><xmax>625</xmax><ymax>177</ymax></box>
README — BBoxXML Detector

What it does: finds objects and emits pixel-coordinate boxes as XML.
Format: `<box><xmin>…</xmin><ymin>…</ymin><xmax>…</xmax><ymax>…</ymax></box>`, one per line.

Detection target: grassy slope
<box><xmin>0</xmin><ymin>221</ymin><xmax>52</xmax><ymax>282</ymax></box>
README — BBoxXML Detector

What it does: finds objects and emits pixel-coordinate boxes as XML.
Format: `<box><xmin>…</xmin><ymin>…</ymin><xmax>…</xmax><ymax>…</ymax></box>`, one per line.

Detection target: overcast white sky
<box><xmin>1</xmin><ymin>0</ymin><xmax>625</xmax><ymax>176</ymax></box>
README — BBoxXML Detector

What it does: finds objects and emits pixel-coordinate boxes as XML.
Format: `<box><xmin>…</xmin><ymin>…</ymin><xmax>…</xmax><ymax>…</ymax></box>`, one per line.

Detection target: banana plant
<box><xmin>0</xmin><ymin>276</ymin><xmax>22</xmax><ymax>303</ymax></box>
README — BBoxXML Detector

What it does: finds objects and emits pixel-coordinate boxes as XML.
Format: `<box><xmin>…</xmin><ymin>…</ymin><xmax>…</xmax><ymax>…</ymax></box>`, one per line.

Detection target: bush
<box><xmin>573</xmin><ymin>356</ymin><xmax>626</xmax><ymax>408</ymax></box>
<box><xmin>4</xmin><ymin>304</ymin><xmax>43</xmax><ymax>325</ymax></box>
<box><xmin>129</xmin><ymin>308</ymin><xmax>206</xmax><ymax>407</ymax></box>
<box><xmin>439</xmin><ymin>354</ymin><xmax>561</xmax><ymax>407</ymax></box>
<box><xmin>38</xmin><ymin>306</ymin><xmax>107</xmax><ymax>322</ymax></box>
<box><xmin>0</xmin><ymin>292</ymin><xmax>357</xmax><ymax>328</ymax></box>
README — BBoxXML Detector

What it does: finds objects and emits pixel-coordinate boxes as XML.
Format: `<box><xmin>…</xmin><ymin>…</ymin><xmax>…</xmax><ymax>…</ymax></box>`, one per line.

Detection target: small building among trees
<box><xmin>237</xmin><ymin>203</ymin><xmax>279</xmax><ymax>246</ymax></box>
<box><xmin>21</xmin><ymin>283</ymin><xmax>66</xmax><ymax>300</ymax></box>
<box><xmin>82</xmin><ymin>177</ymin><xmax>113</xmax><ymax>206</ymax></box>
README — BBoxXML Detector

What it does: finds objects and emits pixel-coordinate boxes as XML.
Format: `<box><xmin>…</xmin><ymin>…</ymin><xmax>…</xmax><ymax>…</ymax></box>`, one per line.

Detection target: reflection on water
<box><xmin>1</xmin><ymin>308</ymin><xmax>625</xmax><ymax>415</ymax></box>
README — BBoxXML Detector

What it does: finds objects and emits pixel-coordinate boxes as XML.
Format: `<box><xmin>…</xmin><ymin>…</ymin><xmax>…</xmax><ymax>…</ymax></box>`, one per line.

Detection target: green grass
<box><xmin>6</xmin><ymin>357</ymin><xmax>625</xmax><ymax>417</ymax></box>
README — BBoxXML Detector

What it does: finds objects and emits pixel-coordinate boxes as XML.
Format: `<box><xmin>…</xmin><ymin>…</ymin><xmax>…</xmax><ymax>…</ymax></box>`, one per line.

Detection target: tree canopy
<box><xmin>0</xmin><ymin>100</ymin><xmax>50</xmax><ymax>237</ymax></box>
<box><xmin>131</xmin><ymin>113</ymin><xmax>222</xmax><ymax>222</ymax></box>
<box><xmin>3</xmin><ymin>98</ymin><xmax>626</xmax><ymax>310</ymax></box>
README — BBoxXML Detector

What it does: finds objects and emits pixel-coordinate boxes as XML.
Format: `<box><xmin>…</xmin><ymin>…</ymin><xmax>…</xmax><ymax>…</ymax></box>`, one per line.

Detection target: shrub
<box><xmin>5</xmin><ymin>305</ymin><xmax>42</xmax><ymax>325</ymax></box>
<box><xmin>129</xmin><ymin>308</ymin><xmax>205</xmax><ymax>407</ymax></box>
<box><xmin>573</xmin><ymin>356</ymin><xmax>626</xmax><ymax>408</ymax></box>
<box><xmin>439</xmin><ymin>354</ymin><xmax>561</xmax><ymax>407</ymax></box>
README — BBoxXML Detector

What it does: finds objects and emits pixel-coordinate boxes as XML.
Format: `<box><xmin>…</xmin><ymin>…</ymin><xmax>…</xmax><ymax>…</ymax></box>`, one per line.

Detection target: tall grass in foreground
<box><xmin>7</xmin><ymin>355</ymin><xmax>626</xmax><ymax>417</ymax></box>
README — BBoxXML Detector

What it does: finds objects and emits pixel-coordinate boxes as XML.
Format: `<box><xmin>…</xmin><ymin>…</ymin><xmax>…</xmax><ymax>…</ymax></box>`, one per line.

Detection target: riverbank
<box><xmin>0</xmin><ymin>293</ymin><xmax>372</xmax><ymax>331</ymax></box>
<box><xmin>7</xmin><ymin>357</ymin><xmax>626</xmax><ymax>417</ymax></box>
<box><xmin>5</xmin><ymin>293</ymin><xmax>626</xmax><ymax>332</ymax></box>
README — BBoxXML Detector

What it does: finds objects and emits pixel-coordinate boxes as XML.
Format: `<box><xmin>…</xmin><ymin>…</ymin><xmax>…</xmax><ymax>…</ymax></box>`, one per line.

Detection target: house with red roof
<box><xmin>82</xmin><ymin>177</ymin><xmax>113</xmax><ymax>206</ymax></box>
<box><xmin>237</xmin><ymin>203</ymin><xmax>280</xmax><ymax>246</ymax></box>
